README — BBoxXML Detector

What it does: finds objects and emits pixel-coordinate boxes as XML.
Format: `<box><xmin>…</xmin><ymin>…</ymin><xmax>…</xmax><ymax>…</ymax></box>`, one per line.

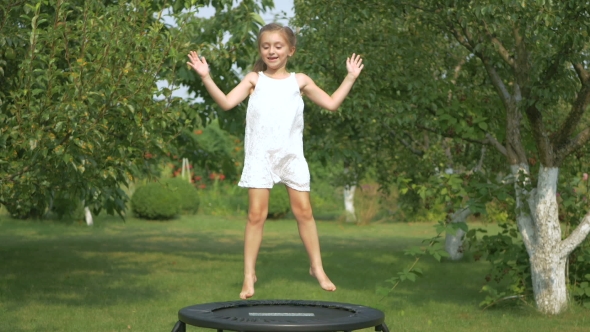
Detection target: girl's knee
<box><xmin>292</xmin><ymin>205</ymin><xmax>313</xmax><ymax>222</ymax></box>
<box><xmin>248</xmin><ymin>210</ymin><xmax>267</xmax><ymax>225</ymax></box>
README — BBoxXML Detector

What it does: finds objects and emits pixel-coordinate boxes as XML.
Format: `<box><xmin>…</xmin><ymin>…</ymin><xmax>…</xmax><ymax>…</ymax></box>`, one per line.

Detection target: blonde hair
<box><xmin>252</xmin><ymin>23</ymin><xmax>297</xmax><ymax>72</ymax></box>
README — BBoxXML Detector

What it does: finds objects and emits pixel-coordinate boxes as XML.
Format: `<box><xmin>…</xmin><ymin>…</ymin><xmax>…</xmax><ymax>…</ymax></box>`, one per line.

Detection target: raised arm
<box><xmin>298</xmin><ymin>53</ymin><xmax>364</xmax><ymax>112</ymax></box>
<box><xmin>187</xmin><ymin>51</ymin><xmax>255</xmax><ymax>111</ymax></box>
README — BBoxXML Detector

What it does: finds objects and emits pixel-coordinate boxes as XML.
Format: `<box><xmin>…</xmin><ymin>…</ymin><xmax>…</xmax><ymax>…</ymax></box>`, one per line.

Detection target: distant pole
<box><xmin>181</xmin><ymin>158</ymin><xmax>191</xmax><ymax>183</ymax></box>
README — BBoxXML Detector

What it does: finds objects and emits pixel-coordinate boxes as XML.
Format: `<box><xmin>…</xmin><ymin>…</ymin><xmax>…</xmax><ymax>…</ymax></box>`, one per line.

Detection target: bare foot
<box><xmin>309</xmin><ymin>267</ymin><xmax>336</xmax><ymax>291</ymax></box>
<box><xmin>240</xmin><ymin>274</ymin><xmax>257</xmax><ymax>299</ymax></box>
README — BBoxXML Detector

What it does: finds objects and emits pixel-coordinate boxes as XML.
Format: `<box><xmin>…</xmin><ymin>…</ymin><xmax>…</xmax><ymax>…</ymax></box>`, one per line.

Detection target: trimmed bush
<box><xmin>268</xmin><ymin>185</ymin><xmax>291</xmax><ymax>219</ymax></box>
<box><xmin>161</xmin><ymin>177</ymin><xmax>200</xmax><ymax>215</ymax></box>
<box><xmin>131</xmin><ymin>182</ymin><xmax>182</xmax><ymax>220</ymax></box>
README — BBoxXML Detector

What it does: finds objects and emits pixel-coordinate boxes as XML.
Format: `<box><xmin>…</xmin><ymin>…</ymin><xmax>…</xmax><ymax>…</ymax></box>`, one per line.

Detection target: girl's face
<box><xmin>258</xmin><ymin>31</ymin><xmax>295</xmax><ymax>71</ymax></box>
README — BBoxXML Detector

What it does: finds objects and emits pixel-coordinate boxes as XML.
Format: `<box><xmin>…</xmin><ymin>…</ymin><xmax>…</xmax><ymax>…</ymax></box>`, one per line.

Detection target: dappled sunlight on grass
<box><xmin>0</xmin><ymin>215</ymin><xmax>588</xmax><ymax>331</ymax></box>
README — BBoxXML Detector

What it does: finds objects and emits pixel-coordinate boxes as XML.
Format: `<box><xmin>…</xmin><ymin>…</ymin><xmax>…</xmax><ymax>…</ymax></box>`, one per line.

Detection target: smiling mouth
<box><xmin>267</xmin><ymin>57</ymin><xmax>278</xmax><ymax>61</ymax></box>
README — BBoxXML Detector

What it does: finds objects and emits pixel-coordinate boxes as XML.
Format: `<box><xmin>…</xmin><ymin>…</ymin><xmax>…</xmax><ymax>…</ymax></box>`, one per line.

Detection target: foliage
<box><xmin>468</xmin><ymin>222</ymin><xmax>531</xmax><ymax>309</ymax></box>
<box><xmin>173</xmin><ymin>0</ymin><xmax>274</xmax><ymax>136</ymax></box>
<box><xmin>0</xmin><ymin>0</ymin><xmax>199</xmax><ymax>218</ymax></box>
<box><xmin>568</xmin><ymin>244</ymin><xmax>590</xmax><ymax>309</ymax></box>
<box><xmin>130</xmin><ymin>181</ymin><xmax>182</xmax><ymax>220</ymax></box>
<box><xmin>161</xmin><ymin>177</ymin><xmax>200</xmax><ymax>215</ymax></box>
<box><xmin>0</xmin><ymin>0</ymin><xmax>272</xmax><ymax>219</ymax></box>
<box><xmin>560</xmin><ymin>173</ymin><xmax>590</xmax><ymax>308</ymax></box>
<box><xmin>193</xmin><ymin>173</ymin><xmax>344</xmax><ymax>219</ymax></box>
<box><xmin>4</xmin><ymin>196</ymin><xmax>47</xmax><ymax>219</ymax></box>
<box><xmin>294</xmin><ymin>0</ymin><xmax>590</xmax><ymax>313</ymax></box>
<box><xmin>50</xmin><ymin>191</ymin><xmax>85</xmax><ymax>221</ymax></box>
<box><xmin>196</xmin><ymin>181</ymin><xmax>249</xmax><ymax>217</ymax></box>
<box><xmin>459</xmin><ymin>172</ymin><xmax>590</xmax><ymax>309</ymax></box>
<box><xmin>349</xmin><ymin>182</ymin><xmax>399</xmax><ymax>224</ymax></box>
<box><xmin>376</xmin><ymin>221</ymin><xmax>455</xmax><ymax>298</ymax></box>
<box><xmin>268</xmin><ymin>185</ymin><xmax>290</xmax><ymax>219</ymax></box>
<box><xmin>171</xmin><ymin>119</ymin><xmax>243</xmax><ymax>184</ymax></box>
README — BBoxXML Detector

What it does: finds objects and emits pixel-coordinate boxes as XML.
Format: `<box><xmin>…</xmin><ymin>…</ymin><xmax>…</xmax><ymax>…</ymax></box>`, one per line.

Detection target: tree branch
<box><xmin>385</xmin><ymin>125</ymin><xmax>424</xmax><ymax>157</ymax></box>
<box><xmin>524</xmin><ymin>103</ymin><xmax>554</xmax><ymax>166</ymax></box>
<box><xmin>574</xmin><ymin>62</ymin><xmax>590</xmax><ymax>84</ymax></box>
<box><xmin>444</xmin><ymin>17</ymin><xmax>474</xmax><ymax>52</ymax></box>
<box><xmin>559</xmin><ymin>212</ymin><xmax>590</xmax><ymax>259</ymax></box>
<box><xmin>485</xmin><ymin>132</ymin><xmax>507</xmax><ymax>156</ymax></box>
<box><xmin>444</xmin><ymin>16</ymin><xmax>513</xmax><ymax>107</ymax></box>
<box><xmin>554</xmin><ymin>127</ymin><xmax>590</xmax><ymax>163</ymax></box>
<box><xmin>474</xmin><ymin>145</ymin><xmax>486</xmax><ymax>172</ymax></box>
<box><xmin>513</xmin><ymin>165</ymin><xmax>537</xmax><ymax>255</ymax></box>
<box><xmin>481</xmin><ymin>58</ymin><xmax>513</xmax><ymax>108</ymax></box>
<box><xmin>552</xmin><ymin>64</ymin><xmax>590</xmax><ymax>163</ymax></box>
<box><xmin>4</xmin><ymin>165</ymin><xmax>31</xmax><ymax>183</ymax></box>
<box><xmin>513</xmin><ymin>24</ymin><xmax>529</xmax><ymax>87</ymax></box>
<box><xmin>483</xmin><ymin>20</ymin><xmax>514</xmax><ymax>68</ymax></box>
<box><xmin>539</xmin><ymin>41</ymin><xmax>573</xmax><ymax>85</ymax></box>
<box><xmin>416</xmin><ymin>124</ymin><xmax>489</xmax><ymax>147</ymax></box>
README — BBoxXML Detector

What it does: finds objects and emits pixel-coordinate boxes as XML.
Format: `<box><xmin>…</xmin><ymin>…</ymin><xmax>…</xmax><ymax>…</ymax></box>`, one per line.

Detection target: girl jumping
<box><xmin>187</xmin><ymin>23</ymin><xmax>364</xmax><ymax>299</ymax></box>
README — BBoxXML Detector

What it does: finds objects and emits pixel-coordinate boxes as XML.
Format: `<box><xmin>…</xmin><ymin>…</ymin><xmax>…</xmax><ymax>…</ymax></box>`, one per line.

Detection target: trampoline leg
<box><xmin>375</xmin><ymin>323</ymin><xmax>390</xmax><ymax>332</ymax></box>
<box><xmin>217</xmin><ymin>330</ymin><xmax>223</xmax><ymax>332</ymax></box>
<box><xmin>171</xmin><ymin>320</ymin><xmax>186</xmax><ymax>332</ymax></box>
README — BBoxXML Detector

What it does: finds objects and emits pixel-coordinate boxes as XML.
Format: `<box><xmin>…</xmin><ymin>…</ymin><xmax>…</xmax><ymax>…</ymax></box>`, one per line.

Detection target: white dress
<box><xmin>237</xmin><ymin>72</ymin><xmax>310</xmax><ymax>191</ymax></box>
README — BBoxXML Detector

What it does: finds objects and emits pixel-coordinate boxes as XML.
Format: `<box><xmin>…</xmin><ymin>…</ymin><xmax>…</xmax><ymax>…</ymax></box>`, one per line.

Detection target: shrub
<box><xmin>268</xmin><ymin>185</ymin><xmax>291</xmax><ymax>219</ymax></box>
<box><xmin>131</xmin><ymin>182</ymin><xmax>182</xmax><ymax>220</ymax></box>
<box><xmin>161</xmin><ymin>178</ymin><xmax>200</xmax><ymax>215</ymax></box>
<box><xmin>51</xmin><ymin>194</ymin><xmax>84</xmax><ymax>220</ymax></box>
<box><xmin>4</xmin><ymin>198</ymin><xmax>46</xmax><ymax>219</ymax></box>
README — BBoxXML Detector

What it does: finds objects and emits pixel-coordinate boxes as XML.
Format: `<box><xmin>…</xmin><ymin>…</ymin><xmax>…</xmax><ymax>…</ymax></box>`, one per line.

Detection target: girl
<box><xmin>187</xmin><ymin>23</ymin><xmax>363</xmax><ymax>299</ymax></box>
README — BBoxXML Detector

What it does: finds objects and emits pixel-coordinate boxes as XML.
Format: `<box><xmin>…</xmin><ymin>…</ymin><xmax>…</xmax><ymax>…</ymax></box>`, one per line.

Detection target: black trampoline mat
<box><xmin>178</xmin><ymin>300</ymin><xmax>385</xmax><ymax>332</ymax></box>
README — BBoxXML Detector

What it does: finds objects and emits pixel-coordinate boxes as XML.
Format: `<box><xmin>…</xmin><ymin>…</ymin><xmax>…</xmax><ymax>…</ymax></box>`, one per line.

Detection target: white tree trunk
<box><xmin>530</xmin><ymin>252</ymin><xmax>568</xmax><ymax>314</ymax></box>
<box><xmin>445</xmin><ymin>207</ymin><xmax>471</xmax><ymax>260</ymax></box>
<box><xmin>84</xmin><ymin>207</ymin><xmax>93</xmax><ymax>226</ymax></box>
<box><xmin>528</xmin><ymin>167</ymin><xmax>567</xmax><ymax>314</ymax></box>
<box><xmin>512</xmin><ymin>165</ymin><xmax>590</xmax><ymax>314</ymax></box>
<box><xmin>344</xmin><ymin>185</ymin><xmax>356</xmax><ymax>223</ymax></box>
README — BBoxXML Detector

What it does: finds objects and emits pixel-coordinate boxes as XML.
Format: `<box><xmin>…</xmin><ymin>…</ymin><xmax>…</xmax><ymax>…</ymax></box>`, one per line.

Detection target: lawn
<box><xmin>0</xmin><ymin>214</ymin><xmax>588</xmax><ymax>331</ymax></box>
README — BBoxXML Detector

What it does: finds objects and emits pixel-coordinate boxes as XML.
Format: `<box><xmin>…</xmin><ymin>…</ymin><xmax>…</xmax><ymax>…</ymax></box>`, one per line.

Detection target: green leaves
<box><xmin>0</xmin><ymin>0</ymin><xmax>203</xmax><ymax>217</ymax></box>
<box><xmin>378</xmin><ymin>222</ymin><xmax>449</xmax><ymax>299</ymax></box>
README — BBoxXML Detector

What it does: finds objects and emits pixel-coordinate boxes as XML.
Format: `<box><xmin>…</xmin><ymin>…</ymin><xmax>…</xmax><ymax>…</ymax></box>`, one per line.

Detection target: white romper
<box><xmin>237</xmin><ymin>72</ymin><xmax>310</xmax><ymax>191</ymax></box>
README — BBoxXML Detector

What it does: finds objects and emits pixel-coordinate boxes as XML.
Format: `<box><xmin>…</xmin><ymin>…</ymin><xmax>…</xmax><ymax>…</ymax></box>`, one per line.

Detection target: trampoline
<box><xmin>171</xmin><ymin>300</ymin><xmax>389</xmax><ymax>332</ymax></box>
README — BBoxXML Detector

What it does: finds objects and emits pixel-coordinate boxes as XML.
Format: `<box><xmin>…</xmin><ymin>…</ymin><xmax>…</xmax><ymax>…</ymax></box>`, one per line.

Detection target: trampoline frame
<box><xmin>171</xmin><ymin>300</ymin><xmax>389</xmax><ymax>332</ymax></box>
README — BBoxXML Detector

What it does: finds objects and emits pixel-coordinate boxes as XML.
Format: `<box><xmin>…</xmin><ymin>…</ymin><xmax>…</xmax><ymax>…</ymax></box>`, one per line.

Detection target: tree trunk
<box><xmin>530</xmin><ymin>252</ymin><xmax>568</xmax><ymax>314</ymax></box>
<box><xmin>529</xmin><ymin>166</ymin><xmax>568</xmax><ymax>314</ymax></box>
<box><xmin>445</xmin><ymin>207</ymin><xmax>471</xmax><ymax>260</ymax></box>
<box><xmin>344</xmin><ymin>185</ymin><xmax>356</xmax><ymax>223</ymax></box>
<box><xmin>84</xmin><ymin>207</ymin><xmax>93</xmax><ymax>226</ymax></box>
<box><xmin>515</xmin><ymin>165</ymin><xmax>569</xmax><ymax>314</ymax></box>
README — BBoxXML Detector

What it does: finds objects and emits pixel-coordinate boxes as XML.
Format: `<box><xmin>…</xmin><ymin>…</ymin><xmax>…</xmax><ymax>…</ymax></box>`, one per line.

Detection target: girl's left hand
<box><xmin>346</xmin><ymin>53</ymin><xmax>364</xmax><ymax>78</ymax></box>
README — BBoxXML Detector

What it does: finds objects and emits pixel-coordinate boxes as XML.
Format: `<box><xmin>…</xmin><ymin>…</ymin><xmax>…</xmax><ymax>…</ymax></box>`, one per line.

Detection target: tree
<box><xmin>169</xmin><ymin>0</ymin><xmax>273</xmax><ymax>178</ymax></box>
<box><xmin>402</xmin><ymin>0</ymin><xmax>590</xmax><ymax>315</ymax></box>
<box><xmin>1</xmin><ymin>0</ymin><xmax>183</xmax><ymax>217</ymax></box>
<box><xmin>294</xmin><ymin>0</ymin><xmax>590</xmax><ymax>314</ymax></box>
<box><xmin>292</xmin><ymin>0</ymin><xmax>494</xmax><ymax>233</ymax></box>
<box><xmin>173</xmin><ymin>0</ymin><xmax>273</xmax><ymax>137</ymax></box>
<box><xmin>0</xmin><ymin>0</ymin><xmax>271</xmax><ymax>218</ymax></box>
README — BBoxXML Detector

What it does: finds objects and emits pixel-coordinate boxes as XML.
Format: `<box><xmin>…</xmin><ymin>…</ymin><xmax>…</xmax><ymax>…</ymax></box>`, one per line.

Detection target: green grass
<box><xmin>0</xmin><ymin>214</ymin><xmax>588</xmax><ymax>332</ymax></box>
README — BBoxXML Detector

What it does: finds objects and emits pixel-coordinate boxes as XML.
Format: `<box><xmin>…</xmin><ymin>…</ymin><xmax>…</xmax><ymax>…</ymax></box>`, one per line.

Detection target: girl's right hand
<box><xmin>187</xmin><ymin>51</ymin><xmax>210</xmax><ymax>78</ymax></box>
<box><xmin>346</xmin><ymin>53</ymin><xmax>364</xmax><ymax>79</ymax></box>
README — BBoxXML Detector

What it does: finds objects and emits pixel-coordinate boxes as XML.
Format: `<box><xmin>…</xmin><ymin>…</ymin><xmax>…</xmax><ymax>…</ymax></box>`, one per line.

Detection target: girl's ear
<box><xmin>289</xmin><ymin>47</ymin><xmax>296</xmax><ymax>57</ymax></box>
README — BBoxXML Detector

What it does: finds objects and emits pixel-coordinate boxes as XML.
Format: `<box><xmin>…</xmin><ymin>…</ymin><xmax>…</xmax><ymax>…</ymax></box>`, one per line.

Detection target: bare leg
<box><xmin>240</xmin><ymin>188</ymin><xmax>270</xmax><ymax>299</ymax></box>
<box><xmin>286</xmin><ymin>187</ymin><xmax>336</xmax><ymax>291</ymax></box>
